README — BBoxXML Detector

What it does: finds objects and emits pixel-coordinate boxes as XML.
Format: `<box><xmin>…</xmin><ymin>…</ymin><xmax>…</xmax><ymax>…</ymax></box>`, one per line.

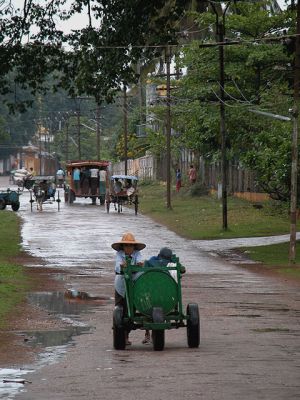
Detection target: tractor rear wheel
<box><xmin>186</xmin><ymin>303</ymin><xmax>200</xmax><ymax>348</ymax></box>
<box><xmin>0</xmin><ymin>199</ymin><xmax>6</xmax><ymax>210</ymax></box>
<box><xmin>11</xmin><ymin>202</ymin><xmax>20</xmax><ymax>211</ymax></box>
<box><xmin>113</xmin><ymin>306</ymin><xmax>126</xmax><ymax>350</ymax></box>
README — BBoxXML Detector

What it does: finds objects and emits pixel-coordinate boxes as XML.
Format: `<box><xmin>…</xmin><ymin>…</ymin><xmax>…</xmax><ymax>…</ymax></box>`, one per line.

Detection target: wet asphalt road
<box><xmin>1</xmin><ymin>177</ymin><xmax>300</xmax><ymax>400</ymax></box>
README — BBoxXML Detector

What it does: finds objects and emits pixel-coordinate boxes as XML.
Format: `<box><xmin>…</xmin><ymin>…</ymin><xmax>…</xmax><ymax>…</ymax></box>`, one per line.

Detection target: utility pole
<box><xmin>76</xmin><ymin>109</ymin><xmax>81</xmax><ymax>160</ymax></box>
<box><xmin>96</xmin><ymin>104</ymin><xmax>101</xmax><ymax>161</ymax></box>
<box><xmin>165</xmin><ymin>45</ymin><xmax>172</xmax><ymax>209</ymax></box>
<box><xmin>65</xmin><ymin>117</ymin><xmax>70</xmax><ymax>163</ymax></box>
<box><xmin>38</xmin><ymin>121</ymin><xmax>42</xmax><ymax>175</ymax></box>
<box><xmin>123</xmin><ymin>85</ymin><xmax>128</xmax><ymax>174</ymax></box>
<box><xmin>289</xmin><ymin>0</ymin><xmax>300</xmax><ymax>263</ymax></box>
<box><xmin>211</xmin><ymin>1</ymin><xmax>230</xmax><ymax>230</ymax></box>
<box><xmin>137</xmin><ymin>60</ymin><xmax>144</xmax><ymax>124</ymax></box>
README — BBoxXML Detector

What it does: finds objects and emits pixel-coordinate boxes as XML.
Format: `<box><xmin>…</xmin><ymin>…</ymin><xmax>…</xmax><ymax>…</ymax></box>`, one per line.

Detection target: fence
<box><xmin>112</xmin><ymin>153</ymin><xmax>264</xmax><ymax>195</ymax></box>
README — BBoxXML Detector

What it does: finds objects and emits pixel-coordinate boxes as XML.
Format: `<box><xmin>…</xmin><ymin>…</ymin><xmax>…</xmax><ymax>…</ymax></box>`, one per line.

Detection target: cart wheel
<box><xmin>100</xmin><ymin>195</ymin><xmax>105</xmax><ymax>205</ymax></box>
<box><xmin>57</xmin><ymin>191</ymin><xmax>61</xmax><ymax>211</ymax></box>
<box><xmin>11</xmin><ymin>202</ymin><xmax>20</xmax><ymax>211</ymax></box>
<box><xmin>29</xmin><ymin>191</ymin><xmax>34</xmax><ymax>212</ymax></box>
<box><xmin>117</xmin><ymin>200</ymin><xmax>122</xmax><ymax>213</ymax></box>
<box><xmin>68</xmin><ymin>190</ymin><xmax>75</xmax><ymax>204</ymax></box>
<box><xmin>186</xmin><ymin>303</ymin><xmax>200</xmax><ymax>348</ymax></box>
<box><xmin>152</xmin><ymin>307</ymin><xmax>165</xmax><ymax>351</ymax></box>
<box><xmin>64</xmin><ymin>191</ymin><xmax>69</xmax><ymax>203</ymax></box>
<box><xmin>106</xmin><ymin>200</ymin><xmax>110</xmax><ymax>213</ymax></box>
<box><xmin>134</xmin><ymin>195</ymin><xmax>138</xmax><ymax>215</ymax></box>
<box><xmin>0</xmin><ymin>199</ymin><xmax>6</xmax><ymax>210</ymax></box>
<box><xmin>113</xmin><ymin>306</ymin><xmax>126</xmax><ymax>350</ymax></box>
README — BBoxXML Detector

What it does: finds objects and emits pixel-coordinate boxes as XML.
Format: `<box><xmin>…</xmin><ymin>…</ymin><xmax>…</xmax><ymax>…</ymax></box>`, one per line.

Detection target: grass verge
<box><xmin>139</xmin><ymin>182</ymin><xmax>290</xmax><ymax>240</ymax></box>
<box><xmin>139</xmin><ymin>182</ymin><xmax>300</xmax><ymax>278</ymax></box>
<box><xmin>0</xmin><ymin>211</ymin><xmax>30</xmax><ymax>329</ymax></box>
<box><xmin>239</xmin><ymin>242</ymin><xmax>300</xmax><ymax>278</ymax></box>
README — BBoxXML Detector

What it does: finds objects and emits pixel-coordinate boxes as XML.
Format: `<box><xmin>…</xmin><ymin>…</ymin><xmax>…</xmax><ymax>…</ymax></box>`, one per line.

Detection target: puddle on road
<box><xmin>22</xmin><ymin>291</ymin><xmax>111</xmax><ymax>347</ymax></box>
<box><xmin>0</xmin><ymin>368</ymin><xmax>33</xmax><ymax>400</ymax></box>
<box><xmin>28</xmin><ymin>291</ymin><xmax>110</xmax><ymax>317</ymax></box>
<box><xmin>19</xmin><ymin>326</ymin><xmax>91</xmax><ymax>348</ymax></box>
<box><xmin>0</xmin><ymin>290</ymin><xmax>110</xmax><ymax>399</ymax></box>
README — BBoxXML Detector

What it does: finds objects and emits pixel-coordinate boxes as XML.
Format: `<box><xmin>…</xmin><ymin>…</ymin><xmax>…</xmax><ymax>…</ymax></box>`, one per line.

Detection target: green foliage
<box><xmin>167</xmin><ymin>1</ymin><xmax>295</xmax><ymax>202</ymax></box>
<box><xmin>188</xmin><ymin>182</ymin><xmax>209</xmax><ymax>197</ymax></box>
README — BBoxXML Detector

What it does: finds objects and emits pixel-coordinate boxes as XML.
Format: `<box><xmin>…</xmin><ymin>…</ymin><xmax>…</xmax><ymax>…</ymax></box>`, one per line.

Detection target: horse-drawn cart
<box><xmin>29</xmin><ymin>176</ymin><xmax>61</xmax><ymax>211</ymax></box>
<box><xmin>64</xmin><ymin>160</ymin><xmax>109</xmax><ymax>205</ymax></box>
<box><xmin>113</xmin><ymin>255</ymin><xmax>200</xmax><ymax>351</ymax></box>
<box><xmin>106</xmin><ymin>175</ymin><xmax>139</xmax><ymax>215</ymax></box>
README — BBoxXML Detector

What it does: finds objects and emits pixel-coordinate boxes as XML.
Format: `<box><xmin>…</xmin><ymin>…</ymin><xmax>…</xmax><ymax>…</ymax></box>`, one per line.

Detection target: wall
<box><xmin>112</xmin><ymin>152</ymin><xmax>265</xmax><ymax>199</ymax></box>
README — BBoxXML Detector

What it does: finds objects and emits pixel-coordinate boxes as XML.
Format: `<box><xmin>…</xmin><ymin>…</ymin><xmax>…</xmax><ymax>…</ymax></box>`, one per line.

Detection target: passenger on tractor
<box><xmin>145</xmin><ymin>247</ymin><xmax>186</xmax><ymax>274</ymax></box>
<box><xmin>142</xmin><ymin>247</ymin><xmax>185</xmax><ymax>344</ymax></box>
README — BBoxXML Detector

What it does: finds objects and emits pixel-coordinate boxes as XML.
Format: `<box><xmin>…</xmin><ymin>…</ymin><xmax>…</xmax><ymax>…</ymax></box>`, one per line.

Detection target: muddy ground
<box><xmin>0</xmin><ymin>176</ymin><xmax>300</xmax><ymax>400</ymax></box>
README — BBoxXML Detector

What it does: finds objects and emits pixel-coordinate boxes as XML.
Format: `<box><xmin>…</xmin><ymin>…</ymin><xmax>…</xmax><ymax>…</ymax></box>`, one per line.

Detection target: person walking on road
<box><xmin>111</xmin><ymin>232</ymin><xmax>146</xmax><ymax>346</ymax></box>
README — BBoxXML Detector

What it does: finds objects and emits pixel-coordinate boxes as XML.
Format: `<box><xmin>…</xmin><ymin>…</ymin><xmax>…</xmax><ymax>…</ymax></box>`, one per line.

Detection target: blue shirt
<box><xmin>73</xmin><ymin>169</ymin><xmax>80</xmax><ymax>180</ymax></box>
<box><xmin>114</xmin><ymin>249</ymin><xmax>143</xmax><ymax>297</ymax></box>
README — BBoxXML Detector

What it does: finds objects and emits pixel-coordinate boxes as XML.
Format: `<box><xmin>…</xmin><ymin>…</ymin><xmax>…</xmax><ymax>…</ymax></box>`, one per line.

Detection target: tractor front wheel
<box><xmin>152</xmin><ymin>307</ymin><xmax>165</xmax><ymax>351</ymax></box>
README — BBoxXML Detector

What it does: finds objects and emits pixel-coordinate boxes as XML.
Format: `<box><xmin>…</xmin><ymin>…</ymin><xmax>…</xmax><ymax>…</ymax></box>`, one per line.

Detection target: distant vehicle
<box><xmin>12</xmin><ymin>168</ymin><xmax>33</xmax><ymax>191</ymax></box>
<box><xmin>0</xmin><ymin>188</ymin><xmax>21</xmax><ymax>211</ymax></box>
<box><xmin>28</xmin><ymin>176</ymin><xmax>61</xmax><ymax>212</ymax></box>
<box><xmin>106</xmin><ymin>174</ymin><xmax>139</xmax><ymax>215</ymax></box>
<box><xmin>64</xmin><ymin>160</ymin><xmax>110</xmax><ymax>205</ymax></box>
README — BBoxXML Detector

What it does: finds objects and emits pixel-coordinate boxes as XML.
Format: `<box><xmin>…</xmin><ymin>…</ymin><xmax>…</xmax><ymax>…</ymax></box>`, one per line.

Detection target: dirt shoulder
<box><xmin>0</xmin><ymin>253</ymin><xmax>68</xmax><ymax>367</ymax></box>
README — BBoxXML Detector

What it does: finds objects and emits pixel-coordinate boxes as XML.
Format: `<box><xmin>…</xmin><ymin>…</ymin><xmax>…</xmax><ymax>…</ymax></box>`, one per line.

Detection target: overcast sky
<box><xmin>11</xmin><ymin>0</ymin><xmax>289</xmax><ymax>35</ymax></box>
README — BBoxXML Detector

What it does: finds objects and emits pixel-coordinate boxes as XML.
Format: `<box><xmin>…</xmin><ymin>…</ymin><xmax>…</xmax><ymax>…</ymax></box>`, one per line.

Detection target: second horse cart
<box><xmin>106</xmin><ymin>175</ymin><xmax>139</xmax><ymax>215</ymax></box>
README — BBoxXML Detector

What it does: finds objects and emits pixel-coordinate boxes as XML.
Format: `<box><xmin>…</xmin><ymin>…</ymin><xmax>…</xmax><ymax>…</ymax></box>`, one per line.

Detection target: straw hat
<box><xmin>111</xmin><ymin>232</ymin><xmax>146</xmax><ymax>251</ymax></box>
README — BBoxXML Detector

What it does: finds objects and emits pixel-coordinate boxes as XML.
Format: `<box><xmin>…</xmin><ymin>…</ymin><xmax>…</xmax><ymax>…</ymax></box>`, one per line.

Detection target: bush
<box><xmin>188</xmin><ymin>182</ymin><xmax>209</xmax><ymax>197</ymax></box>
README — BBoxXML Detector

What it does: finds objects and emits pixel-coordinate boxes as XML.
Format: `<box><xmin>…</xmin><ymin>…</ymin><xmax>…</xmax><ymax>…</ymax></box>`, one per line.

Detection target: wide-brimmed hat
<box><xmin>111</xmin><ymin>232</ymin><xmax>146</xmax><ymax>251</ymax></box>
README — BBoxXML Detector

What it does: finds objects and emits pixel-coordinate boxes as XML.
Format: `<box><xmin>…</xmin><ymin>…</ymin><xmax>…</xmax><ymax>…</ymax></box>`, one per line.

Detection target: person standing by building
<box><xmin>188</xmin><ymin>165</ymin><xmax>197</xmax><ymax>185</ymax></box>
<box><xmin>29</xmin><ymin>167</ymin><xmax>36</xmax><ymax>177</ymax></box>
<box><xmin>176</xmin><ymin>168</ymin><xmax>182</xmax><ymax>192</ymax></box>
